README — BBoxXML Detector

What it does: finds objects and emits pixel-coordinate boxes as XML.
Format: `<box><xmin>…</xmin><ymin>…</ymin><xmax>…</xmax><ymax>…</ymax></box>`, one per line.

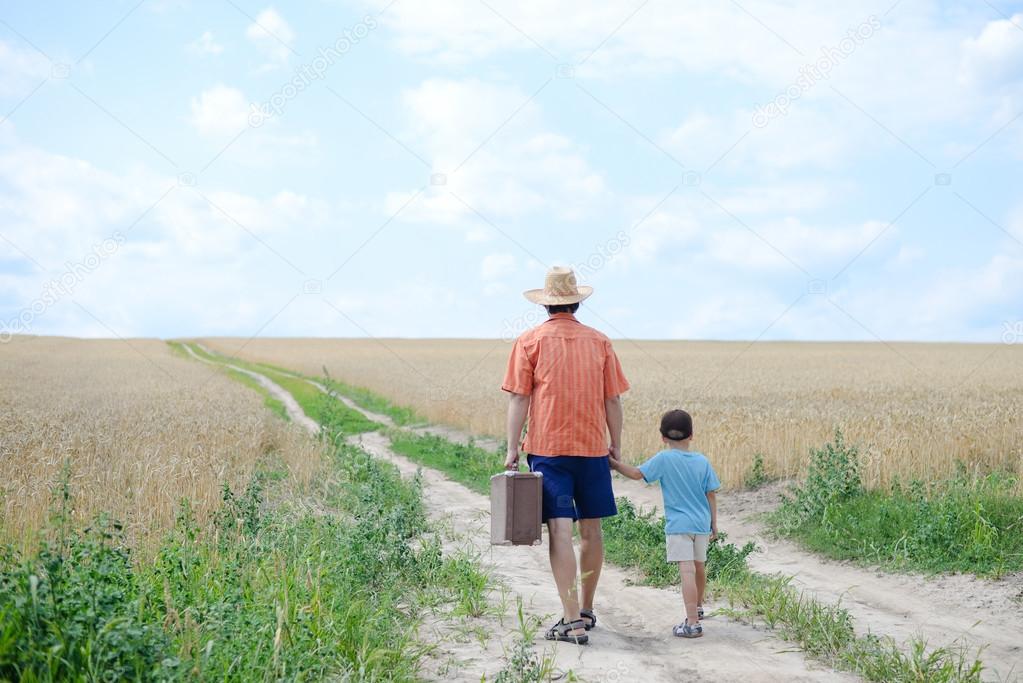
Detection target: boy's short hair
<box><xmin>660</xmin><ymin>409</ymin><xmax>693</xmax><ymax>441</ymax></box>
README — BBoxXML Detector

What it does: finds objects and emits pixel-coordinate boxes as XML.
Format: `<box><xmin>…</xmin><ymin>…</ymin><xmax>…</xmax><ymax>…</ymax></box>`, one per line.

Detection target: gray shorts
<box><xmin>666</xmin><ymin>533</ymin><xmax>710</xmax><ymax>562</ymax></box>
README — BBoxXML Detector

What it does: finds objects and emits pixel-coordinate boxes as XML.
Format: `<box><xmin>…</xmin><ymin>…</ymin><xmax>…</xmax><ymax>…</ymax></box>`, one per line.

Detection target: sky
<box><xmin>1</xmin><ymin>0</ymin><xmax>1022</xmax><ymax>343</ymax></box>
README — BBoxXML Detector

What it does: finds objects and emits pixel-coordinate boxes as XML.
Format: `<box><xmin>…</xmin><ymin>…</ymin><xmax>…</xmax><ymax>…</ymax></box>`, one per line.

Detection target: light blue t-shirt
<box><xmin>638</xmin><ymin>449</ymin><xmax>721</xmax><ymax>534</ymax></box>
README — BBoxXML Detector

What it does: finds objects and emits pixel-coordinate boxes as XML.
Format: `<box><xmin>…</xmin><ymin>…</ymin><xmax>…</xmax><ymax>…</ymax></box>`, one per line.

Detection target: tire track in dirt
<box><xmin>182</xmin><ymin>345</ymin><xmax>854</xmax><ymax>682</ymax></box>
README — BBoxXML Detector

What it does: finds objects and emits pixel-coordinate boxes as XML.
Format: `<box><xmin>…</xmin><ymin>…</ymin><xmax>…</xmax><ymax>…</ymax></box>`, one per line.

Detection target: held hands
<box><xmin>607</xmin><ymin>445</ymin><xmax>622</xmax><ymax>470</ymax></box>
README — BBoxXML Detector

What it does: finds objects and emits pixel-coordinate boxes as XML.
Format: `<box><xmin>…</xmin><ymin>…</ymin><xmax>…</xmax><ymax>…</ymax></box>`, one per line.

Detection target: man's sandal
<box><xmin>580</xmin><ymin>609</ymin><xmax>597</xmax><ymax>630</ymax></box>
<box><xmin>545</xmin><ymin>618</ymin><xmax>589</xmax><ymax>644</ymax></box>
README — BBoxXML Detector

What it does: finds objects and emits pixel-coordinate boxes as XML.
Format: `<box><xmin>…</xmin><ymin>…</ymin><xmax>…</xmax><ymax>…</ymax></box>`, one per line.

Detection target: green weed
<box><xmin>744</xmin><ymin>453</ymin><xmax>771</xmax><ymax>489</ymax></box>
<box><xmin>773</xmin><ymin>434</ymin><xmax>1023</xmax><ymax>576</ymax></box>
<box><xmin>386</xmin><ymin>430</ymin><xmax>499</xmax><ymax>495</ymax></box>
<box><xmin>489</xmin><ymin>601</ymin><xmax>561</xmax><ymax>683</ymax></box>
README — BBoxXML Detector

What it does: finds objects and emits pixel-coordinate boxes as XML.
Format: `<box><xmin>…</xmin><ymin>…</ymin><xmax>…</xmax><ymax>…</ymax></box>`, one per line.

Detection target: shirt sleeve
<box><xmin>501</xmin><ymin>337</ymin><xmax>534</xmax><ymax>395</ymax></box>
<box><xmin>705</xmin><ymin>461</ymin><xmax>721</xmax><ymax>492</ymax></box>
<box><xmin>638</xmin><ymin>453</ymin><xmax>663</xmax><ymax>483</ymax></box>
<box><xmin>603</xmin><ymin>341</ymin><xmax>631</xmax><ymax>399</ymax></box>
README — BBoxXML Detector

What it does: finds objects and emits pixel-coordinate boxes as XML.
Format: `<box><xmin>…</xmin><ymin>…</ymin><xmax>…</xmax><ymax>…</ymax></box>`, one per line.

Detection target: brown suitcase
<box><xmin>490</xmin><ymin>471</ymin><xmax>543</xmax><ymax>546</ymax></box>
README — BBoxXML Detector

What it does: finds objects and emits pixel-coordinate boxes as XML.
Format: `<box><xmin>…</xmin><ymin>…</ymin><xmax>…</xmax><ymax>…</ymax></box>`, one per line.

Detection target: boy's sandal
<box><xmin>697</xmin><ymin>605</ymin><xmax>705</xmax><ymax>620</ymax></box>
<box><xmin>545</xmin><ymin>618</ymin><xmax>589</xmax><ymax>644</ymax></box>
<box><xmin>673</xmin><ymin>621</ymin><xmax>703</xmax><ymax>639</ymax></box>
<box><xmin>579</xmin><ymin>608</ymin><xmax>597</xmax><ymax>630</ymax></box>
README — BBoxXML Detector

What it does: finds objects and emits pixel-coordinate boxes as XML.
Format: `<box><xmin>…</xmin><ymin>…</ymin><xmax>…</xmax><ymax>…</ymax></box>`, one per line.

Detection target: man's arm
<box><xmin>504</xmin><ymin>392</ymin><xmax>530</xmax><ymax>469</ymax></box>
<box><xmin>605</xmin><ymin>394</ymin><xmax>623</xmax><ymax>460</ymax></box>
<box><xmin>707</xmin><ymin>491</ymin><xmax>718</xmax><ymax>541</ymax></box>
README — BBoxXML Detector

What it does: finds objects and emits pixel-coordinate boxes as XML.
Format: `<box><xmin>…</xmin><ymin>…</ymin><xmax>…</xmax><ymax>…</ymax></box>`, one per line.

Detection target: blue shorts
<box><xmin>527</xmin><ymin>455</ymin><xmax>618</xmax><ymax>522</ymax></box>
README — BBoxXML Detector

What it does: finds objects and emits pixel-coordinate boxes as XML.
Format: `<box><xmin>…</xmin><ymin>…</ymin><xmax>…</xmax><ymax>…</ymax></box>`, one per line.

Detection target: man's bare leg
<box><xmin>578</xmin><ymin>518</ymin><xmax>604</xmax><ymax>617</ymax></box>
<box><xmin>547</xmin><ymin>518</ymin><xmax>584</xmax><ymax>635</ymax></box>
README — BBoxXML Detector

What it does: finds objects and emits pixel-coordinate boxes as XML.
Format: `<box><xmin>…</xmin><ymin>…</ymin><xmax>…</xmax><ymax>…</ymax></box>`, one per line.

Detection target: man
<box><xmin>502</xmin><ymin>266</ymin><xmax>630</xmax><ymax>645</ymax></box>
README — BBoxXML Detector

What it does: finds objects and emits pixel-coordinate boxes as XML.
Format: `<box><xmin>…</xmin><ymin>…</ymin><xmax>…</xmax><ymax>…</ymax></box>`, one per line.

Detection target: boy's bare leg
<box><xmin>578</xmin><ymin>518</ymin><xmax>604</xmax><ymax>614</ymax></box>
<box><xmin>547</xmin><ymin>518</ymin><xmax>584</xmax><ymax>634</ymax></box>
<box><xmin>678</xmin><ymin>560</ymin><xmax>700</xmax><ymax>624</ymax></box>
<box><xmin>695</xmin><ymin>561</ymin><xmax>707</xmax><ymax>608</ymax></box>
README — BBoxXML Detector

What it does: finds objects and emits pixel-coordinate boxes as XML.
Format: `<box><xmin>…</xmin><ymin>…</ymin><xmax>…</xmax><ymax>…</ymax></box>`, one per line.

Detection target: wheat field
<box><xmin>0</xmin><ymin>336</ymin><xmax>320</xmax><ymax>555</ymax></box>
<box><xmin>203</xmin><ymin>336</ymin><xmax>1023</xmax><ymax>491</ymax></box>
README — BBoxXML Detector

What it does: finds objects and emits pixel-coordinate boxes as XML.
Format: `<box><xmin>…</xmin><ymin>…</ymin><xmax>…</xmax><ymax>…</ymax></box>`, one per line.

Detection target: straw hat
<box><xmin>523</xmin><ymin>266</ymin><xmax>593</xmax><ymax>305</ymax></box>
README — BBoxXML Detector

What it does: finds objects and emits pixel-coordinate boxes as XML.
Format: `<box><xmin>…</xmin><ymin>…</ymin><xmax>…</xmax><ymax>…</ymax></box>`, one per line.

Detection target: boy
<box><xmin>609</xmin><ymin>409</ymin><xmax>720</xmax><ymax>638</ymax></box>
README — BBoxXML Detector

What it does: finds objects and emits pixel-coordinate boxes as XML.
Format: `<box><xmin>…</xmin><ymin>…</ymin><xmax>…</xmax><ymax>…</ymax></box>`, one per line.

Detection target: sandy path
<box><xmin>616</xmin><ymin>479</ymin><xmax>1022</xmax><ymax>682</ymax></box>
<box><xmin>275</xmin><ymin>376</ymin><xmax>1022</xmax><ymax>681</ymax></box>
<box><xmin>354</xmin><ymin>429</ymin><xmax>853</xmax><ymax>683</ymax></box>
<box><xmin>181</xmin><ymin>344</ymin><xmax>320</xmax><ymax>434</ymax></box>
<box><xmin>184</xmin><ymin>345</ymin><xmax>854</xmax><ymax>682</ymax></box>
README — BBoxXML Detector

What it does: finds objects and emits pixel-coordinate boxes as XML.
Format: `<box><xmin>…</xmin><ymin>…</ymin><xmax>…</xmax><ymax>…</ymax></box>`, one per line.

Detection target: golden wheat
<box><xmin>0</xmin><ymin>336</ymin><xmax>321</xmax><ymax>555</ymax></box>
<box><xmin>203</xmin><ymin>336</ymin><xmax>1023</xmax><ymax>491</ymax></box>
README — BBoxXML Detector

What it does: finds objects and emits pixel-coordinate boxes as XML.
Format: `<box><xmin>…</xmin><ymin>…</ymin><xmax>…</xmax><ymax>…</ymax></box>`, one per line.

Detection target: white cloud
<box><xmin>390</xmin><ymin>78</ymin><xmax>605</xmax><ymax>232</ymax></box>
<box><xmin>825</xmin><ymin>250</ymin><xmax>1023</xmax><ymax>342</ymax></box>
<box><xmin>0</xmin><ymin>132</ymin><xmax>335</xmax><ymax>339</ymax></box>
<box><xmin>188</xmin><ymin>85</ymin><xmax>250</xmax><ymax>136</ymax></box>
<box><xmin>481</xmin><ymin>252</ymin><xmax>516</xmax><ymax>280</ymax></box>
<box><xmin>959</xmin><ymin>13</ymin><xmax>1023</xmax><ymax>87</ymax></box>
<box><xmin>0</xmin><ymin>40</ymin><xmax>51</xmax><ymax>97</ymax></box>
<box><xmin>664</xmin><ymin>107</ymin><xmax>861</xmax><ymax>172</ymax></box>
<box><xmin>245</xmin><ymin>8</ymin><xmax>295</xmax><ymax>66</ymax></box>
<box><xmin>622</xmin><ymin>189</ymin><xmax>890</xmax><ymax>276</ymax></box>
<box><xmin>369</xmin><ymin>0</ymin><xmax>816</xmax><ymax>82</ymax></box>
<box><xmin>187</xmin><ymin>31</ymin><xmax>224</xmax><ymax>56</ymax></box>
<box><xmin>372</xmin><ymin>1</ymin><xmax>1019</xmax><ymax>153</ymax></box>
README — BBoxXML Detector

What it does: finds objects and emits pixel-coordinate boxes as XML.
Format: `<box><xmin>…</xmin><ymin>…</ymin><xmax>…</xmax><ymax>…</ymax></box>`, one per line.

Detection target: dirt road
<box><xmin>299</xmin><ymin>370</ymin><xmax>1020</xmax><ymax>682</ymax></box>
<box><xmin>187</xmin><ymin>346</ymin><xmax>854</xmax><ymax>681</ymax></box>
<box><xmin>186</xmin><ymin>344</ymin><xmax>1023</xmax><ymax>681</ymax></box>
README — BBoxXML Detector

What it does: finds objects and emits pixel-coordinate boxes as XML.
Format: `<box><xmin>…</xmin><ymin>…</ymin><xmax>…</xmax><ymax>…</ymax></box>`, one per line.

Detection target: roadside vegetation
<box><xmin>770</xmin><ymin>431</ymin><xmax>1023</xmax><ymax>577</ymax></box>
<box><xmin>602</xmin><ymin>494</ymin><xmax>985</xmax><ymax>682</ymax></box>
<box><xmin>168</xmin><ymin>344</ymin><xmax>998</xmax><ymax>681</ymax></box>
<box><xmin>195</xmin><ymin>337</ymin><xmax>1023</xmax><ymax>495</ymax></box>
<box><xmin>322</xmin><ymin>376</ymin><xmax>425</xmax><ymax>426</ymax></box>
<box><xmin>0</xmin><ymin>344</ymin><xmax>497</xmax><ymax>681</ymax></box>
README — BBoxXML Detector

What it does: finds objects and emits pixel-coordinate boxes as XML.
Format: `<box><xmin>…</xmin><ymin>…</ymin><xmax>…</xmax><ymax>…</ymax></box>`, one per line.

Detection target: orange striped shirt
<box><xmin>502</xmin><ymin>313</ymin><xmax>630</xmax><ymax>457</ymax></box>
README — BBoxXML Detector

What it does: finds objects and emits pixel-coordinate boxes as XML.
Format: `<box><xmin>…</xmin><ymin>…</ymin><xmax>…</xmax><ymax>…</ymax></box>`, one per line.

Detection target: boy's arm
<box><xmin>707</xmin><ymin>491</ymin><xmax>718</xmax><ymax>540</ymax></box>
<box><xmin>609</xmin><ymin>456</ymin><xmax>645</xmax><ymax>481</ymax></box>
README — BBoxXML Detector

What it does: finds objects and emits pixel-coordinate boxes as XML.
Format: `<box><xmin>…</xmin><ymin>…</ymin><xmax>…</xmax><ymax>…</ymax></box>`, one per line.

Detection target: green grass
<box><xmin>172</xmin><ymin>342</ymin><xmax>421</xmax><ymax>428</ymax></box>
<box><xmin>601</xmin><ymin>495</ymin><xmax>984</xmax><ymax>682</ymax></box>
<box><xmin>321</xmin><ymin>378</ymin><xmax>424</xmax><ymax>426</ymax></box>
<box><xmin>225</xmin><ymin>368</ymin><xmax>290</xmax><ymax>421</ymax></box>
<box><xmin>173</xmin><ymin>343</ymin><xmax>379</xmax><ymax>436</ymax></box>
<box><xmin>743</xmin><ymin>453</ymin><xmax>772</xmax><ymax>490</ymax></box>
<box><xmin>602</xmin><ymin>497</ymin><xmax>756</xmax><ymax>588</ymax></box>
<box><xmin>172</xmin><ymin>352</ymin><xmax>992</xmax><ymax>681</ymax></box>
<box><xmin>386</xmin><ymin>430</ymin><xmax>500</xmax><ymax>495</ymax></box>
<box><xmin>771</xmin><ymin>431</ymin><xmax>1023</xmax><ymax>577</ymax></box>
<box><xmin>0</xmin><ymin>386</ymin><xmax>492</xmax><ymax>681</ymax></box>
